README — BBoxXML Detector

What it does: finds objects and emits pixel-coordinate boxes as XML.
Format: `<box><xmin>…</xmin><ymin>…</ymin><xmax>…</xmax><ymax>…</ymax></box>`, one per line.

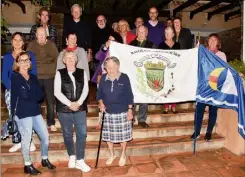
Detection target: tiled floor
<box><xmin>1</xmin><ymin>148</ymin><xmax>245</xmax><ymax>177</ymax></box>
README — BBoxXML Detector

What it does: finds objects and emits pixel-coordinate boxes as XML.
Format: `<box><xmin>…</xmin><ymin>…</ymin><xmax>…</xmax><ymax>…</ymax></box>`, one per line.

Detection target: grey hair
<box><xmin>71</xmin><ymin>4</ymin><xmax>82</xmax><ymax>13</ymax></box>
<box><xmin>165</xmin><ymin>26</ymin><xmax>174</xmax><ymax>33</ymax></box>
<box><xmin>136</xmin><ymin>25</ymin><xmax>148</xmax><ymax>33</ymax></box>
<box><xmin>62</xmin><ymin>50</ymin><xmax>78</xmax><ymax>64</ymax></box>
<box><xmin>104</xmin><ymin>56</ymin><xmax>120</xmax><ymax>67</ymax></box>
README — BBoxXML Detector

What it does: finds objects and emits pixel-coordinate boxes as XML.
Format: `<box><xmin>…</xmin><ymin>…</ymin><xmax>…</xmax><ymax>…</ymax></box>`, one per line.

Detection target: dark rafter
<box><xmin>208</xmin><ymin>2</ymin><xmax>239</xmax><ymax>20</ymax></box>
<box><xmin>112</xmin><ymin>0</ymin><xmax>120</xmax><ymax>12</ymax></box>
<box><xmin>84</xmin><ymin>9</ymin><xmax>170</xmax><ymax>17</ymax></box>
<box><xmin>156</xmin><ymin>0</ymin><xmax>172</xmax><ymax>10</ymax></box>
<box><xmin>173</xmin><ymin>0</ymin><xmax>199</xmax><ymax>17</ymax></box>
<box><xmin>132</xmin><ymin>0</ymin><xmax>148</xmax><ymax>11</ymax></box>
<box><xmin>90</xmin><ymin>0</ymin><xmax>94</xmax><ymax>10</ymax></box>
<box><xmin>190</xmin><ymin>0</ymin><xmax>223</xmax><ymax>19</ymax></box>
<box><xmin>224</xmin><ymin>8</ymin><xmax>241</xmax><ymax>22</ymax></box>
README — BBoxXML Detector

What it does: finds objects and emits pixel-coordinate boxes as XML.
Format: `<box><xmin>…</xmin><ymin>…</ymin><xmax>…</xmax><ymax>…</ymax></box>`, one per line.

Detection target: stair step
<box><xmin>1</xmin><ymin>110</ymin><xmax>205</xmax><ymax>128</ymax></box>
<box><xmin>1</xmin><ymin>134</ymin><xmax>224</xmax><ymax>164</ymax></box>
<box><xmin>0</xmin><ymin>102</ymin><xmax>196</xmax><ymax>116</ymax></box>
<box><xmin>1</xmin><ymin>121</ymin><xmax>211</xmax><ymax>145</ymax></box>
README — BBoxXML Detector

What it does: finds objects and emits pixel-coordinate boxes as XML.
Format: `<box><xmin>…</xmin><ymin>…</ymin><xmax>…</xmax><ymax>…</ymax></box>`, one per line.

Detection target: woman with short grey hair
<box><xmin>97</xmin><ymin>56</ymin><xmax>134</xmax><ymax>167</ymax></box>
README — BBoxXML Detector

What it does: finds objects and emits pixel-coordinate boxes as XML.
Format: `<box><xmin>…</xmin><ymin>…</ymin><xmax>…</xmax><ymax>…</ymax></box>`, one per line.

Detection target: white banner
<box><xmin>110</xmin><ymin>42</ymin><xmax>198</xmax><ymax>103</ymax></box>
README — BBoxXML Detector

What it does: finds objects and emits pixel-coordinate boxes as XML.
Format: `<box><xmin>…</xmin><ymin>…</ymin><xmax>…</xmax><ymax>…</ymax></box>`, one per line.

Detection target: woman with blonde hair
<box><xmin>54</xmin><ymin>51</ymin><xmax>91</xmax><ymax>172</ymax></box>
<box><xmin>118</xmin><ymin>19</ymin><xmax>136</xmax><ymax>44</ymax></box>
<box><xmin>11</xmin><ymin>51</ymin><xmax>55</xmax><ymax>175</ymax></box>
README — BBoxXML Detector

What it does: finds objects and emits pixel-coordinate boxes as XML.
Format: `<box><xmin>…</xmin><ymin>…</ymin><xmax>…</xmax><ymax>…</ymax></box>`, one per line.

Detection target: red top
<box><xmin>126</xmin><ymin>32</ymin><xmax>136</xmax><ymax>44</ymax></box>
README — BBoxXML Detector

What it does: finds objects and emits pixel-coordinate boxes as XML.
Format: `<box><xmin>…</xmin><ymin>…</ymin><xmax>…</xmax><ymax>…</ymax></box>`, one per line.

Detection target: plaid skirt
<box><xmin>102</xmin><ymin>112</ymin><xmax>132</xmax><ymax>143</ymax></box>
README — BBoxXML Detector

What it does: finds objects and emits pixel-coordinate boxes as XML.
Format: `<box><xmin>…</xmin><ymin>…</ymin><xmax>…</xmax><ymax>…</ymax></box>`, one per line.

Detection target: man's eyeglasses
<box><xmin>96</xmin><ymin>19</ymin><xmax>105</xmax><ymax>23</ymax></box>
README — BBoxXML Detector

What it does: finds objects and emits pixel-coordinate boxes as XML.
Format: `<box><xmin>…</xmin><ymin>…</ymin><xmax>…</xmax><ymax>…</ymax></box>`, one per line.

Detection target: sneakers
<box><xmin>106</xmin><ymin>156</ymin><xmax>116</xmax><ymax>165</ymax></box>
<box><xmin>205</xmin><ymin>132</ymin><xmax>212</xmax><ymax>141</ymax></box>
<box><xmin>76</xmin><ymin>159</ymin><xmax>91</xmax><ymax>172</ymax></box>
<box><xmin>190</xmin><ymin>132</ymin><xmax>200</xmax><ymax>140</ymax></box>
<box><xmin>9</xmin><ymin>143</ymin><xmax>21</xmax><ymax>152</ymax></box>
<box><xmin>49</xmin><ymin>125</ymin><xmax>57</xmax><ymax>132</ymax></box>
<box><xmin>30</xmin><ymin>142</ymin><xmax>36</xmax><ymax>152</ymax></box>
<box><xmin>68</xmin><ymin>155</ymin><xmax>76</xmax><ymax>168</ymax></box>
<box><xmin>9</xmin><ymin>142</ymin><xmax>36</xmax><ymax>153</ymax></box>
<box><xmin>119</xmin><ymin>156</ymin><xmax>126</xmax><ymax>167</ymax></box>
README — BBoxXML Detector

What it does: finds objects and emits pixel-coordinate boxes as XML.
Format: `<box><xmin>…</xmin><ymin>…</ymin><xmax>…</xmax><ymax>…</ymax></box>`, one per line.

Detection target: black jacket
<box><xmin>129</xmin><ymin>39</ymin><xmax>156</xmax><ymax>49</ymax></box>
<box><xmin>173</xmin><ymin>28</ymin><xmax>192</xmax><ymax>49</ymax></box>
<box><xmin>62</xmin><ymin>16</ymin><xmax>92</xmax><ymax>50</ymax></box>
<box><xmin>56</xmin><ymin>68</ymin><xmax>86</xmax><ymax>113</ymax></box>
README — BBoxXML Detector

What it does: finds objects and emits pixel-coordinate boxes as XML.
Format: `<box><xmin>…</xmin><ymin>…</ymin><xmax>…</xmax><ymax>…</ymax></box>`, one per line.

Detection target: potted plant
<box><xmin>229</xmin><ymin>59</ymin><xmax>245</xmax><ymax>81</ymax></box>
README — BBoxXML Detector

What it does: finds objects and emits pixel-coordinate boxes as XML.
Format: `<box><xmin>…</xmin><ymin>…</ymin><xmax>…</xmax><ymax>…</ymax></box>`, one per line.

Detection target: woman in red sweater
<box><xmin>118</xmin><ymin>19</ymin><xmax>136</xmax><ymax>44</ymax></box>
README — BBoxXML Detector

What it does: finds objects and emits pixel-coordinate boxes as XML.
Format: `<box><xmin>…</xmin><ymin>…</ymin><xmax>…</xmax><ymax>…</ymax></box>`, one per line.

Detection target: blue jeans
<box><xmin>57</xmin><ymin>111</ymin><xmax>87</xmax><ymax>160</ymax></box>
<box><xmin>194</xmin><ymin>102</ymin><xmax>218</xmax><ymax>134</ymax></box>
<box><xmin>15</xmin><ymin>114</ymin><xmax>49</xmax><ymax>165</ymax></box>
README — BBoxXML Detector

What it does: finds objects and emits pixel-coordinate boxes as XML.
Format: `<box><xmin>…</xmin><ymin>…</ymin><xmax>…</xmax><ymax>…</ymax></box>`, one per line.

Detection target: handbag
<box><xmin>7</xmin><ymin>97</ymin><xmax>19</xmax><ymax>135</ymax></box>
<box><xmin>8</xmin><ymin>97</ymin><xmax>21</xmax><ymax>144</ymax></box>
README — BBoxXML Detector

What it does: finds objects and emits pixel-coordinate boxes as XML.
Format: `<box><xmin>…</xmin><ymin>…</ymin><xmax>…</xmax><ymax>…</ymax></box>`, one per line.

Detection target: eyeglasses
<box><xmin>96</xmin><ymin>19</ymin><xmax>105</xmax><ymax>23</ymax></box>
<box><xmin>18</xmin><ymin>59</ymin><xmax>30</xmax><ymax>64</ymax></box>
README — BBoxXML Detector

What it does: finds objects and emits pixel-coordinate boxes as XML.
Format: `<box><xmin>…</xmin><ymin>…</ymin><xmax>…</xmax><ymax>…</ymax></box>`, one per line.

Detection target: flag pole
<box><xmin>193</xmin><ymin>103</ymin><xmax>198</xmax><ymax>155</ymax></box>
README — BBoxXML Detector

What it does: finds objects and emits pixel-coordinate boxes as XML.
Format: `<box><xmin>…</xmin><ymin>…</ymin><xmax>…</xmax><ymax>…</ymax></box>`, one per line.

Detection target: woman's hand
<box><xmin>105</xmin><ymin>40</ymin><xmax>111</xmax><ymax>48</ymax></box>
<box><xmin>127</xmin><ymin>109</ymin><xmax>133</xmax><ymax>121</ymax></box>
<box><xmin>69</xmin><ymin>102</ymin><xmax>80</xmax><ymax>111</ymax></box>
<box><xmin>99</xmin><ymin>102</ymin><xmax>106</xmax><ymax>113</ymax></box>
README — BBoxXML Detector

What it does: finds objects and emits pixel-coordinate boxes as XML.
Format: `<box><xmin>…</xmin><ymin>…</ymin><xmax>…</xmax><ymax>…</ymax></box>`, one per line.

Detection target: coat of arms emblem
<box><xmin>144</xmin><ymin>61</ymin><xmax>165</xmax><ymax>92</ymax></box>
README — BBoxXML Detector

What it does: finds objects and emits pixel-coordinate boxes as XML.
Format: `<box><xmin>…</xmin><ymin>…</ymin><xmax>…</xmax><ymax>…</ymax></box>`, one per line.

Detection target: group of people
<box><xmin>1</xmin><ymin>3</ymin><xmax>227</xmax><ymax>175</ymax></box>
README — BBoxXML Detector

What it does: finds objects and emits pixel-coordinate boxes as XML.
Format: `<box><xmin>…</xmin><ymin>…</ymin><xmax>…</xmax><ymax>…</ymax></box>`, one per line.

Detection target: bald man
<box><xmin>145</xmin><ymin>6</ymin><xmax>165</xmax><ymax>47</ymax></box>
<box><xmin>27</xmin><ymin>27</ymin><xmax>59</xmax><ymax>132</ymax></box>
<box><xmin>129</xmin><ymin>25</ymin><xmax>155</xmax><ymax>128</ymax></box>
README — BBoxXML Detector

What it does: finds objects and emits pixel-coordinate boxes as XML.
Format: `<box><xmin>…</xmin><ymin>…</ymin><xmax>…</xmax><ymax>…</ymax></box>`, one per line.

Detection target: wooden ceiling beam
<box><xmin>156</xmin><ymin>0</ymin><xmax>173</xmax><ymax>10</ymax></box>
<box><xmin>207</xmin><ymin>3</ymin><xmax>238</xmax><ymax>20</ymax></box>
<box><xmin>190</xmin><ymin>0</ymin><xmax>223</xmax><ymax>19</ymax></box>
<box><xmin>173</xmin><ymin>0</ymin><xmax>199</xmax><ymax>17</ymax></box>
<box><xmin>224</xmin><ymin>8</ymin><xmax>241</xmax><ymax>22</ymax></box>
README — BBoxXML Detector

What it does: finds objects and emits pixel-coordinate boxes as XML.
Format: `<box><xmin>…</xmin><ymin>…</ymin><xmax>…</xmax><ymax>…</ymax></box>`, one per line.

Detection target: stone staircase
<box><xmin>1</xmin><ymin>101</ymin><xmax>225</xmax><ymax>164</ymax></box>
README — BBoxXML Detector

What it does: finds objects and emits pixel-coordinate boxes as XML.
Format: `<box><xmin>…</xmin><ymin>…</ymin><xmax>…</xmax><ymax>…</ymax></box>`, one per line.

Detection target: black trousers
<box><xmin>39</xmin><ymin>78</ymin><xmax>55</xmax><ymax>126</ymax></box>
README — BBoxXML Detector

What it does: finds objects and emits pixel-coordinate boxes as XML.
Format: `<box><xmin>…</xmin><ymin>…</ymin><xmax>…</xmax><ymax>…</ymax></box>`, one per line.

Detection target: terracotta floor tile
<box><xmin>134</xmin><ymin>163</ymin><xmax>162</xmax><ymax>176</ymax></box>
<box><xmin>199</xmin><ymin>156</ymin><xmax>230</xmax><ymax>167</ymax></box>
<box><xmin>38</xmin><ymin>171</ymin><xmax>55</xmax><ymax>177</ymax></box>
<box><xmin>129</xmin><ymin>155</ymin><xmax>154</xmax><ymax>165</ymax></box>
<box><xmin>191</xmin><ymin>169</ymin><xmax>221</xmax><ymax>177</ymax></box>
<box><xmin>215</xmin><ymin>149</ymin><xmax>245</xmax><ymax>165</ymax></box>
<box><xmin>54</xmin><ymin>168</ymin><xmax>82</xmax><ymax>177</ymax></box>
<box><xmin>140</xmin><ymin>174</ymin><xmax>163</xmax><ymax>177</ymax></box>
<box><xmin>158</xmin><ymin>158</ymin><xmax>188</xmax><ymax>173</ymax></box>
<box><xmin>2</xmin><ymin>172</ymin><xmax>29</xmax><ymax>177</ymax></box>
<box><xmin>91</xmin><ymin>167</ymin><xmax>111</xmax><ymax>177</ymax></box>
<box><xmin>109</xmin><ymin>166</ymin><xmax>137</xmax><ymax>177</ymax></box>
<box><xmin>214</xmin><ymin>166</ymin><xmax>245</xmax><ymax>177</ymax></box>
<box><xmin>164</xmin><ymin>171</ymin><xmax>195</xmax><ymax>177</ymax></box>
<box><xmin>196</xmin><ymin>150</ymin><xmax>216</xmax><ymax>158</ymax></box>
<box><xmin>176</xmin><ymin>155</ymin><xmax>211</xmax><ymax>170</ymax></box>
<box><xmin>57</xmin><ymin>161</ymin><xmax>68</xmax><ymax>168</ymax></box>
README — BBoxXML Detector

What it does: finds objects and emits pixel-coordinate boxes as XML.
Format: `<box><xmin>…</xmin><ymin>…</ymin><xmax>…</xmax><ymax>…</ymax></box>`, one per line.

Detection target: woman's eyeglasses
<box><xmin>18</xmin><ymin>59</ymin><xmax>31</xmax><ymax>64</ymax></box>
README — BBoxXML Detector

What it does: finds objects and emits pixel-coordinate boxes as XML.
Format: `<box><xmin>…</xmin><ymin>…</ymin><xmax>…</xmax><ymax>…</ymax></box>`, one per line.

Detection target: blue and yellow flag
<box><xmin>197</xmin><ymin>45</ymin><xmax>245</xmax><ymax>138</ymax></box>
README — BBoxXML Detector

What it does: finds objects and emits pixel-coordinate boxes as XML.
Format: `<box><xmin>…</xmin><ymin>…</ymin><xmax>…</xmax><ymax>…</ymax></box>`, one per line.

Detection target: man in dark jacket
<box><xmin>62</xmin><ymin>4</ymin><xmax>91</xmax><ymax>51</ymax></box>
<box><xmin>173</xmin><ymin>17</ymin><xmax>192</xmax><ymax>49</ymax></box>
<box><xmin>129</xmin><ymin>25</ymin><xmax>155</xmax><ymax>128</ymax></box>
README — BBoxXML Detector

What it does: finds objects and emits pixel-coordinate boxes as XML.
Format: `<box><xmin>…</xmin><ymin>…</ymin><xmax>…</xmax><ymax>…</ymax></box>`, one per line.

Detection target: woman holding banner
<box><xmin>191</xmin><ymin>33</ymin><xmax>227</xmax><ymax>141</ymax></box>
<box><xmin>159</xmin><ymin>26</ymin><xmax>180</xmax><ymax>114</ymax></box>
<box><xmin>97</xmin><ymin>56</ymin><xmax>134</xmax><ymax>167</ymax></box>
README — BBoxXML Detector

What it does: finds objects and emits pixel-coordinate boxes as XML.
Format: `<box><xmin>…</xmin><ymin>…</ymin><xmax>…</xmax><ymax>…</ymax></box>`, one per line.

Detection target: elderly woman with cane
<box><xmin>97</xmin><ymin>56</ymin><xmax>134</xmax><ymax>167</ymax></box>
<box><xmin>54</xmin><ymin>51</ymin><xmax>91</xmax><ymax>172</ymax></box>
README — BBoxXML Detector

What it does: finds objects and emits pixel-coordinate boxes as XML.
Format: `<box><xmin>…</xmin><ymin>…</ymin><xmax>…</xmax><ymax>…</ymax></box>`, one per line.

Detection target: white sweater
<box><xmin>54</xmin><ymin>70</ymin><xmax>88</xmax><ymax>107</ymax></box>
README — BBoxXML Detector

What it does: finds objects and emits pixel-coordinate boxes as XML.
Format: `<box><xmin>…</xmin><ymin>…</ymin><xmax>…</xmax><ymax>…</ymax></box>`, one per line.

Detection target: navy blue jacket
<box><xmin>11</xmin><ymin>72</ymin><xmax>44</xmax><ymax>119</ymax></box>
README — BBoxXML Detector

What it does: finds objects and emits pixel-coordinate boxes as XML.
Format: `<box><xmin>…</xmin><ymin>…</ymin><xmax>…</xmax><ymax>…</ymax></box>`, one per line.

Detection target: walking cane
<box><xmin>95</xmin><ymin>112</ymin><xmax>105</xmax><ymax>169</ymax></box>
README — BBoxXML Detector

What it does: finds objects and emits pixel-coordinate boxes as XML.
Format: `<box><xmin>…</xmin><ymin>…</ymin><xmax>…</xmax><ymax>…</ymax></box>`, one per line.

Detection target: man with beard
<box><xmin>145</xmin><ymin>7</ymin><xmax>165</xmax><ymax>47</ymax></box>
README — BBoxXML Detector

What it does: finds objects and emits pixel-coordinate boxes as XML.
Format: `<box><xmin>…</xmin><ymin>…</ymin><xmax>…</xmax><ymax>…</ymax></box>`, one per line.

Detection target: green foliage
<box><xmin>1</xmin><ymin>17</ymin><xmax>10</xmax><ymax>43</ymax></box>
<box><xmin>31</xmin><ymin>0</ymin><xmax>51</xmax><ymax>7</ymax></box>
<box><xmin>229</xmin><ymin>59</ymin><xmax>245</xmax><ymax>75</ymax></box>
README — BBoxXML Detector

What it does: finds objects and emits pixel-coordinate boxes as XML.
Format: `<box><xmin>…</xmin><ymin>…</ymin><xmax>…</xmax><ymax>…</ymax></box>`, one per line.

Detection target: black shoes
<box><xmin>138</xmin><ymin>122</ymin><xmax>150</xmax><ymax>128</ymax></box>
<box><xmin>205</xmin><ymin>132</ymin><xmax>212</xmax><ymax>141</ymax></box>
<box><xmin>190</xmin><ymin>132</ymin><xmax>200</xmax><ymax>140</ymax></box>
<box><xmin>41</xmin><ymin>159</ymin><xmax>56</xmax><ymax>169</ymax></box>
<box><xmin>24</xmin><ymin>164</ymin><xmax>41</xmax><ymax>175</ymax></box>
